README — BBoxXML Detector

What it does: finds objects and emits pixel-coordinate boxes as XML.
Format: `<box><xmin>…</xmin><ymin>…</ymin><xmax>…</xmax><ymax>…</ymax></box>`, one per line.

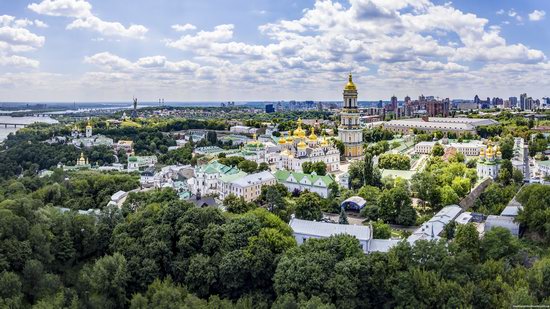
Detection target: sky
<box><xmin>1</xmin><ymin>0</ymin><xmax>550</xmax><ymax>102</ymax></box>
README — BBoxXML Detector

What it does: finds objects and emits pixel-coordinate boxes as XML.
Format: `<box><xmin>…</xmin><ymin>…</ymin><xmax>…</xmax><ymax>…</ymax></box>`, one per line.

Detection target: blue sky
<box><xmin>1</xmin><ymin>0</ymin><xmax>549</xmax><ymax>102</ymax></box>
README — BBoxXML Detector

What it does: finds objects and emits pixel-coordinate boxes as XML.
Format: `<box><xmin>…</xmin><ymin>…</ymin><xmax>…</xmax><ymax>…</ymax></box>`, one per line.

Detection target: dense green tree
<box><xmin>258</xmin><ymin>162</ymin><xmax>270</xmax><ymax>172</ymax></box>
<box><xmin>451</xmin><ymin>176</ymin><xmax>471</xmax><ymax>198</ymax></box>
<box><xmin>371</xmin><ymin>220</ymin><xmax>391</xmax><ymax>239</ymax></box>
<box><xmin>302</xmin><ymin>161</ymin><xmax>327</xmax><ymax>176</ymax></box>
<box><xmin>440</xmin><ymin>185</ymin><xmax>460</xmax><ymax>206</ymax></box>
<box><xmin>263</xmin><ymin>185</ymin><xmax>290</xmax><ymax>221</ymax></box>
<box><xmin>80</xmin><ymin>253</ymin><xmax>129</xmax><ymax>309</ymax></box>
<box><xmin>481</xmin><ymin>227</ymin><xmax>519</xmax><ymax>261</ymax></box>
<box><xmin>223</xmin><ymin>194</ymin><xmax>256</xmax><ymax>214</ymax></box>
<box><xmin>411</xmin><ymin>171</ymin><xmax>441</xmax><ymax>209</ymax></box>
<box><xmin>363</xmin><ymin>152</ymin><xmax>375</xmax><ymax>186</ymax></box>
<box><xmin>378</xmin><ymin>153</ymin><xmax>411</xmax><ymax>170</ymax></box>
<box><xmin>431</xmin><ymin>143</ymin><xmax>445</xmax><ymax>156</ymax></box>
<box><xmin>454</xmin><ymin>224</ymin><xmax>480</xmax><ymax>260</ymax></box>
<box><xmin>0</xmin><ymin>271</ymin><xmax>23</xmax><ymax>308</ymax></box>
<box><xmin>516</xmin><ymin>184</ymin><xmax>550</xmax><ymax>242</ymax></box>
<box><xmin>294</xmin><ymin>192</ymin><xmax>323</xmax><ymax>221</ymax></box>
<box><xmin>499</xmin><ymin>135</ymin><xmax>515</xmax><ymax>160</ymax></box>
<box><xmin>238</xmin><ymin>160</ymin><xmax>258</xmax><ymax>173</ymax></box>
<box><xmin>338</xmin><ymin>208</ymin><xmax>348</xmax><ymax>225</ymax></box>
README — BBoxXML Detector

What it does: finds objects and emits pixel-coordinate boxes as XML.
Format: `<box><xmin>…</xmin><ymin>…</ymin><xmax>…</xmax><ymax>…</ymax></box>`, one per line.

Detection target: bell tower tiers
<box><xmin>338</xmin><ymin>74</ymin><xmax>363</xmax><ymax>158</ymax></box>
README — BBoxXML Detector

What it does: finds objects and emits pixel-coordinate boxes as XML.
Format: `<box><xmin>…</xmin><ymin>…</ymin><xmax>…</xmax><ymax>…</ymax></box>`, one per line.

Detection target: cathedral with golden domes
<box><xmin>338</xmin><ymin>74</ymin><xmax>363</xmax><ymax>158</ymax></box>
<box><xmin>477</xmin><ymin>143</ymin><xmax>502</xmax><ymax>179</ymax></box>
<box><xmin>276</xmin><ymin>118</ymin><xmax>340</xmax><ymax>172</ymax></box>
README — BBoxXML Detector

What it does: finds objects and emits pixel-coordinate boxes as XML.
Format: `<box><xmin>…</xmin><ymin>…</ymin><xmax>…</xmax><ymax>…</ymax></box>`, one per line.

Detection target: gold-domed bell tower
<box><xmin>338</xmin><ymin>73</ymin><xmax>363</xmax><ymax>158</ymax></box>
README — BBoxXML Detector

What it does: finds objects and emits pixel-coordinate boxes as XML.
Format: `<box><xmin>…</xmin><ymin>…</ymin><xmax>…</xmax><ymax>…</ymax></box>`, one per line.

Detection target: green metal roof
<box><xmin>274</xmin><ymin>170</ymin><xmax>334</xmax><ymax>187</ymax></box>
<box><xmin>199</xmin><ymin>161</ymin><xmax>240</xmax><ymax>175</ymax></box>
<box><xmin>219</xmin><ymin>171</ymin><xmax>248</xmax><ymax>183</ymax></box>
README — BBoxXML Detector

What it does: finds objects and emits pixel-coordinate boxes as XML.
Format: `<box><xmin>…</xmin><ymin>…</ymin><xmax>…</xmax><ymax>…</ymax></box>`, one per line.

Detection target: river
<box><xmin>0</xmin><ymin>116</ymin><xmax>59</xmax><ymax>142</ymax></box>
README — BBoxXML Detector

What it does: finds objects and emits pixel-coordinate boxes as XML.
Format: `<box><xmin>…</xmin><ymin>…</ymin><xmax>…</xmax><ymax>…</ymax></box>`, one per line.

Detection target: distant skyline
<box><xmin>1</xmin><ymin>0</ymin><xmax>550</xmax><ymax>102</ymax></box>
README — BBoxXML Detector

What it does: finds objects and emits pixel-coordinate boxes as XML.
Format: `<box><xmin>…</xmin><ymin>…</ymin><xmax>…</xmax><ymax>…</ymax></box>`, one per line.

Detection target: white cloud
<box><xmin>0</xmin><ymin>15</ymin><xmax>44</xmax><ymax>69</ymax></box>
<box><xmin>67</xmin><ymin>16</ymin><xmax>148</xmax><ymax>39</ymax></box>
<box><xmin>529</xmin><ymin>10</ymin><xmax>546</xmax><ymax>21</ymax></box>
<box><xmin>496</xmin><ymin>9</ymin><xmax>505</xmax><ymax>15</ymax></box>
<box><xmin>167</xmin><ymin>24</ymin><xmax>234</xmax><ymax>50</ymax></box>
<box><xmin>28</xmin><ymin>0</ymin><xmax>92</xmax><ymax>18</ymax></box>
<box><xmin>171</xmin><ymin>23</ymin><xmax>196</xmax><ymax>32</ymax></box>
<box><xmin>34</xmin><ymin>20</ymin><xmax>49</xmax><ymax>28</ymax></box>
<box><xmin>0</xmin><ymin>26</ymin><xmax>45</xmax><ymax>48</ymax></box>
<box><xmin>5</xmin><ymin>0</ymin><xmax>550</xmax><ymax>100</ymax></box>
<box><xmin>29</xmin><ymin>0</ymin><xmax>148</xmax><ymax>39</ymax></box>
<box><xmin>85</xmin><ymin>52</ymin><xmax>200</xmax><ymax>73</ymax></box>
<box><xmin>84</xmin><ymin>52</ymin><xmax>134</xmax><ymax>71</ymax></box>
<box><xmin>0</xmin><ymin>54</ymin><xmax>39</xmax><ymax>68</ymax></box>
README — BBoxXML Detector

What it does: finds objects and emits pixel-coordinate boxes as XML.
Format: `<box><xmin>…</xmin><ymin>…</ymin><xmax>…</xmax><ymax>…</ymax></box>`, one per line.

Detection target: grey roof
<box><xmin>408</xmin><ymin>205</ymin><xmax>462</xmax><ymax>242</ymax></box>
<box><xmin>455</xmin><ymin>212</ymin><xmax>473</xmax><ymax>225</ymax></box>
<box><xmin>385</xmin><ymin>119</ymin><xmax>475</xmax><ymax>131</ymax></box>
<box><xmin>485</xmin><ymin>215</ymin><xmax>520</xmax><ymax>236</ymax></box>
<box><xmin>369</xmin><ymin>239</ymin><xmax>401</xmax><ymax>253</ymax></box>
<box><xmin>342</xmin><ymin>196</ymin><xmax>367</xmax><ymax>207</ymax></box>
<box><xmin>428</xmin><ymin>117</ymin><xmax>498</xmax><ymax>126</ymax></box>
<box><xmin>501</xmin><ymin>205</ymin><xmax>522</xmax><ymax>217</ymax></box>
<box><xmin>290</xmin><ymin>218</ymin><xmax>372</xmax><ymax>241</ymax></box>
<box><xmin>111</xmin><ymin>190</ymin><xmax>127</xmax><ymax>201</ymax></box>
<box><xmin>501</xmin><ymin>197</ymin><xmax>523</xmax><ymax>217</ymax></box>
<box><xmin>231</xmin><ymin>171</ymin><xmax>275</xmax><ymax>187</ymax></box>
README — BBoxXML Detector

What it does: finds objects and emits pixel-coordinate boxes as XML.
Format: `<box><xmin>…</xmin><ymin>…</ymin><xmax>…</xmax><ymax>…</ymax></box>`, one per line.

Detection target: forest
<box><xmin>2</xmin><ymin>170</ymin><xmax>550</xmax><ymax>308</ymax></box>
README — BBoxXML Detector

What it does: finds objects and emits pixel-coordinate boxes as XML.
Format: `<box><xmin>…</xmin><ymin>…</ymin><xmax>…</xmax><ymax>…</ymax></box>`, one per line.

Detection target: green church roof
<box><xmin>274</xmin><ymin>170</ymin><xmax>334</xmax><ymax>187</ymax></box>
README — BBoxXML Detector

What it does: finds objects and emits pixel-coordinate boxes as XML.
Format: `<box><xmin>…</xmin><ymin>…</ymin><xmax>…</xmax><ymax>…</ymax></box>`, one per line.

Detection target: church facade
<box><xmin>276</xmin><ymin>119</ymin><xmax>340</xmax><ymax>173</ymax></box>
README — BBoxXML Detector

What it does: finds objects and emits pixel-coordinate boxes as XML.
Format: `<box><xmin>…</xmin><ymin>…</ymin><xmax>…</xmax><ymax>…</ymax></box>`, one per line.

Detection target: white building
<box><xmin>219</xmin><ymin>171</ymin><xmax>276</xmax><ymax>202</ymax></box>
<box><xmin>485</xmin><ymin>215</ymin><xmax>520</xmax><ymax>236</ymax></box>
<box><xmin>127</xmin><ymin>155</ymin><xmax>158</xmax><ymax>172</ymax></box>
<box><xmin>230</xmin><ymin>125</ymin><xmax>258</xmax><ymax>134</ymax></box>
<box><xmin>274</xmin><ymin>170</ymin><xmax>335</xmax><ymax>198</ymax></box>
<box><xmin>71</xmin><ymin>121</ymin><xmax>114</xmax><ymax>148</ymax></box>
<box><xmin>289</xmin><ymin>217</ymin><xmax>373</xmax><ymax>253</ymax></box>
<box><xmin>289</xmin><ymin>217</ymin><xmax>400</xmax><ymax>254</ymax></box>
<box><xmin>384</xmin><ymin>117</ymin><xmax>494</xmax><ymax>134</ymax></box>
<box><xmin>511</xmin><ymin>137</ymin><xmax>530</xmax><ymax>179</ymax></box>
<box><xmin>414</xmin><ymin>140</ymin><xmax>486</xmax><ymax>156</ymax></box>
<box><xmin>189</xmin><ymin>162</ymin><xmax>241</xmax><ymax>196</ymax></box>
<box><xmin>535</xmin><ymin>160</ymin><xmax>550</xmax><ymax>178</ymax></box>
<box><xmin>408</xmin><ymin>205</ymin><xmax>462</xmax><ymax>242</ymax></box>
<box><xmin>114</xmin><ymin>140</ymin><xmax>134</xmax><ymax>154</ymax></box>
<box><xmin>108</xmin><ymin>190</ymin><xmax>128</xmax><ymax>208</ymax></box>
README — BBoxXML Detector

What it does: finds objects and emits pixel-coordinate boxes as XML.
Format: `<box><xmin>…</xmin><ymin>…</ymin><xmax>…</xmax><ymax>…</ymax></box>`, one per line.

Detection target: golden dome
<box><xmin>297</xmin><ymin>140</ymin><xmax>307</xmax><ymax>148</ymax></box>
<box><xmin>86</xmin><ymin>120</ymin><xmax>92</xmax><ymax>128</ymax></box>
<box><xmin>320</xmin><ymin>137</ymin><xmax>329</xmax><ymax>147</ymax></box>
<box><xmin>293</xmin><ymin>119</ymin><xmax>306</xmax><ymax>138</ymax></box>
<box><xmin>308</xmin><ymin>127</ymin><xmax>318</xmax><ymax>140</ymax></box>
<box><xmin>286</xmin><ymin>131</ymin><xmax>294</xmax><ymax>142</ymax></box>
<box><xmin>278</xmin><ymin>136</ymin><xmax>286</xmax><ymax>144</ymax></box>
<box><xmin>486</xmin><ymin>145</ymin><xmax>494</xmax><ymax>157</ymax></box>
<box><xmin>344</xmin><ymin>73</ymin><xmax>356</xmax><ymax>91</ymax></box>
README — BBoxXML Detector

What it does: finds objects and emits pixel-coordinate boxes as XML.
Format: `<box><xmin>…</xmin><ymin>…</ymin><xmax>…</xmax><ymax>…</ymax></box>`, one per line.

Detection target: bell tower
<box><xmin>338</xmin><ymin>74</ymin><xmax>363</xmax><ymax>158</ymax></box>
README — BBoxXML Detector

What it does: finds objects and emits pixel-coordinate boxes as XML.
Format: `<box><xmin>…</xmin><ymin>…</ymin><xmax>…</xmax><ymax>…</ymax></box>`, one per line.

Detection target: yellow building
<box><xmin>338</xmin><ymin>74</ymin><xmax>363</xmax><ymax>158</ymax></box>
